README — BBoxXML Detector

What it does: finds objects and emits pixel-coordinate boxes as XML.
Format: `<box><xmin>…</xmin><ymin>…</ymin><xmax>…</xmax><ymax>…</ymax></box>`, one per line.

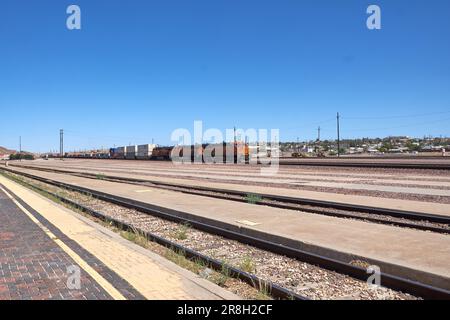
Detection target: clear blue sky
<box><xmin>1</xmin><ymin>0</ymin><xmax>450</xmax><ymax>152</ymax></box>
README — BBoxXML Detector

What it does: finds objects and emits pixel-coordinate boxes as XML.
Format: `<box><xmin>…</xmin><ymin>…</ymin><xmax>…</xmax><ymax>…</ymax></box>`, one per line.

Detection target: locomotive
<box><xmin>154</xmin><ymin>142</ymin><xmax>250</xmax><ymax>163</ymax></box>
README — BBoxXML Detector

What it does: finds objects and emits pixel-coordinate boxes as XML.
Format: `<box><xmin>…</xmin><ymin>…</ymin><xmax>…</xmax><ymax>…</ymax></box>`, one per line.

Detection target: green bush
<box><xmin>9</xmin><ymin>153</ymin><xmax>34</xmax><ymax>160</ymax></box>
<box><xmin>245</xmin><ymin>193</ymin><xmax>262</xmax><ymax>204</ymax></box>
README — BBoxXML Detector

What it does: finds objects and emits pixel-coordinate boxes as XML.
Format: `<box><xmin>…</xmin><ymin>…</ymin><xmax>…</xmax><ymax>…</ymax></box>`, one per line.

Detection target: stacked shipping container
<box><xmin>137</xmin><ymin>144</ymin><xmax>156</xmax><ymax>159</ymax></box>
<box><xmin>126</xmin><ymin>145</ymin><xmax>137</xmax><ymax>159</ymax></box>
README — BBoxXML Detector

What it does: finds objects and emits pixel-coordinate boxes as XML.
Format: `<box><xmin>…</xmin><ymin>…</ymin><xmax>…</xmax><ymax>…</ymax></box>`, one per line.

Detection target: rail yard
<box><xmin>2</xmin><ymin>0</ymin><xmax>450</xmax><ymax>314</ymax></box>
<box><xmin>1</xmin><ymin>157</ymin><xmax>450</xmax><ymax>301</ymax></box>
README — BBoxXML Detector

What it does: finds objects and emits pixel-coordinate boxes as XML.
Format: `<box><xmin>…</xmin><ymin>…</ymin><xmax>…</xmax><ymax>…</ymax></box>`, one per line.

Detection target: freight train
<box><xmin>63</xmin><ymin>142</ymin><xmax>253</xmax><ymax>162</ymax></box>
<box><xmin>108</xmin><ymin>142</ymin><xmax>250</xmax><ymax>163</ymax></box>
<box><xmin>62</xmin><ymin>151</ymin><xmax>110</xmax><ymax>159</ymax></box>
<box><xmin>60</xmin><ymin>141</ymin><xmax>279</xmax><ymax>163</ymax></box>
<box><xmin>171</xmin><ymin>142</ymin><xmax>250</xmax><ymax>163</ymax></box>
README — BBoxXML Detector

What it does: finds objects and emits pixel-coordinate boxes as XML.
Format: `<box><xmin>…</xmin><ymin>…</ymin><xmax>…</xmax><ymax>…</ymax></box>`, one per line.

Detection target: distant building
<box><xmin>421</xmin><ymin>145</ymin><xmax>445</xmax><ymax>152</ymax></box>
<box><xmin>300</xmin><ymin>145</ymin><xmax>315</xmax><ymax>153</ymax></box>
<box><xmin>348</xmin><ymin>147</ymin><xmax>364</xmax><ymax>154</ymax></box>
<box><xmin>387</xmin><ymin>147</ymin><xmax>409</xmax><ymax>153</ymax></box>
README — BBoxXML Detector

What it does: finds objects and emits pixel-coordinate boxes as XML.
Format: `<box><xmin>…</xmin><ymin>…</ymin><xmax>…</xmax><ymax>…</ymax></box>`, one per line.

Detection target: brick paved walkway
<box><xmin>0</xmin><ymin>187</ymin><xmax>112</xmax><ymax>300</ymax></box>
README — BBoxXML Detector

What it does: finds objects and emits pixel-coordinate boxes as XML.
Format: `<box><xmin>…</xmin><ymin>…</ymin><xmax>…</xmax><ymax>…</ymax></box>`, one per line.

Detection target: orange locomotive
<box><xmin>150</xmin><ymin>146</ymin><xmax>174</xmax><ymax>160</ymax></box>
<box><xmin>155</xmin><ymin>142</ymin><xmax>250</xmax><ymax>163</ymax></box>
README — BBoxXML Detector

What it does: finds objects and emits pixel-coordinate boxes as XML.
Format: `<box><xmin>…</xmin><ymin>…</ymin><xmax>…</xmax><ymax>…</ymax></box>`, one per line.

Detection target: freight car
<box><xmin>170</xmin><ymin>142</ymin><xmax>250</xmax><ymax>163</ymax></box>
<box><xmin>150</xmin><ymin>146</ymin><xmax>173</xmax><ymax>160</ymax></box>
<box><xmin>137</xmin><ymin>144</ymin><xmax>156</xmax><ymax>160</ymax></box>
<box><xmin>109</xmin><ymin>148</ymin><xmax>125</xmax><ymax>159</ymax></box>
<box><xmin>66</xmin><ymin>142</ymin><xmax>251</xmax><ymax>163</ymax></box>
<box><xmin>171</xmin><ymin>144</ymin><xmax>205</xmax><ymax>162</ymax></box>
<box><xmin>209</xmin><ymin>142</ymin><xmax>249</xmax><ymax>163</ymax></box>
<box><xmin>126</xmin><ymin>145</ymin><xmax>137</xmax><ymax>160</ymax></box>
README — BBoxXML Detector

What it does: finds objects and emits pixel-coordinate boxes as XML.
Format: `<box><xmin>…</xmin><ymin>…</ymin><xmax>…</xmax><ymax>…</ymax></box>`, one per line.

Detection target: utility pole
<box><xmin>233</xmin><ymin>126</ymin><xmax>237</xmax><ymax>144</ymax></box>
<box><xmin>337</xmin><ymin>113</ymin><xmax>340</xmax><ymax>157</ymax></box>
<box><xmin>315</xmin><ymin>126</ymin><xmax>321</xmax><ymax>156</ymax></box>
<box><xmin>19</xmin><ymin>136</ymin><xmax>22</xmax><ymax>161</ymax></box>
<box><xmin>60</xmin><ymin>129</ymin><xmax>64</xmax><ymax>159</ymax></box>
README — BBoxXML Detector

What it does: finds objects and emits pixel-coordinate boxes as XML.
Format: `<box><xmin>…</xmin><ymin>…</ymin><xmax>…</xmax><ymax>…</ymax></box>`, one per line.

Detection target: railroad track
<box><xmin>2</xmin><ymin>167</ymin><xmax>450</xmax><ymax>300</ymax></box>
<box><xmin>7</xmin><ymin>164</ymin><xmax>450</xmax><ymax>234</ymax></box>
<box><xmin>0</xmin><ymin>175</ymin><xmax>306</xmax><ymax>301</ymax></box>
<box><xmin>279</xmin><ymin>160</ymin><xmax>450</xmax><ymax>170</ymax></box>
<box><xmin>8</xmin><ymin>157</ymin><xmax>450</xmax><ymax>170</ymax></box>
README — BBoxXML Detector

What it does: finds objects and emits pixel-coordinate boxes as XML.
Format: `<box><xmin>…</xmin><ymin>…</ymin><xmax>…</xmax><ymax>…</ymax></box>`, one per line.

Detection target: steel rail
<box><xmin>278</xmin><ymin>160</ymin><xmax>450</xmax><ymax>170</ymax></box>
<box><xmin>0</xmin><ymin>174</ymin><xmax>307</xmax><ymax>301</ymax></box>
<box><xmin>9</xmin><ymin>164</ymin><xmax>450</xmax><ymax>226</ymax></box>
<box><xmin>69</xmin><ymin>173</ymin><xmax>450</xmax><ymax>234</ymax></box>
<box><xmin>2</xmin><ymin>167</ymin><xmax>450</xmax><ymax>300</ymax></box>
<box><xmin>16</xmin><ymin>156</ymin><xmax>450</xmax><ymax>170</ymax></box>
<box><xmin>279</xmin><ymin>156</ymin><xmax>450</xmax><ymax>160</ymax></box>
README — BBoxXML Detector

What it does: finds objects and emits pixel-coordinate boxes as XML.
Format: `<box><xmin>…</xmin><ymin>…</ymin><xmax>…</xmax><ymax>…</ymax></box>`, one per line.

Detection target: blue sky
<box><xmin>1</xmin><ymin>0</ymin><xmax>450</xmax><ymax>152</ymax></box>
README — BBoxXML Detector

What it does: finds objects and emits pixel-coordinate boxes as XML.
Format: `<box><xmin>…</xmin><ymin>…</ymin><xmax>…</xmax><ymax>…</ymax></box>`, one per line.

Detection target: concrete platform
<box><xmin>297</xmin><ymin>181</ymin><xmax>450</xmax><ymax>197</ymax></box>
<box><xmin>13</xmin><ymin>160</ymin><xmax>450</xmax><ymax>192</ymax></box>
<box><xmin>10</xmin><ymin>163</ymin><xmax>450</xmax><ymax>217</ymax></box>
<box><xmin>0</xmin><ymin>175</ymin><xmax>239</xmax><ymax>300</ymax></box>
<box><xmin>17</xmin><ymin>158</ymin><xmax>450</xmax><ymax>181</ymax></box>
<box><xmin>6</xmin><ymin>167</ymin><xmax>450</xmax><ymax>291</ymax></box>
<box><xmin>39</xmin><ymin>165</ymin><xmax>450</xmax><ymax>196</ymax></box>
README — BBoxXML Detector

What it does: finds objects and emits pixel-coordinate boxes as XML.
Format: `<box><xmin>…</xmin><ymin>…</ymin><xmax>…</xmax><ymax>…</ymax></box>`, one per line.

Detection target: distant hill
<box><xmin>0</xmin><ymin>146</ymin><xmax>16</xmax><ymax>154</ymax></box>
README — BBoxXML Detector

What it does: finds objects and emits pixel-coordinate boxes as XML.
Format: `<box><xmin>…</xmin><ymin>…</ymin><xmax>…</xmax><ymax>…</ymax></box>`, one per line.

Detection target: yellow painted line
<box><xmin>0</xmin><ymin>185</ymin><xmax>126</xmax><ymax>300</ymax></box>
